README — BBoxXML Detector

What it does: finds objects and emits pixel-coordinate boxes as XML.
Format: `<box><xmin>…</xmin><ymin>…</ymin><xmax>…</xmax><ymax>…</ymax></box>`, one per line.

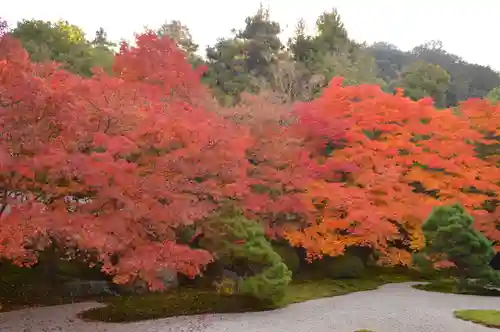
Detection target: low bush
<box><xmin>272</xmin><ymin>244</ymin><xmax>301</xmax><ymax>273</ymax></box>
<box><xmin>324</xmin><ymin>253</ymin><xmax>366</xmax><ymax>279</ymax></box>
<box><xmin>198</xmin><ymin>209</ymin><xmax>292</xmax><ymax>303</ymax></box>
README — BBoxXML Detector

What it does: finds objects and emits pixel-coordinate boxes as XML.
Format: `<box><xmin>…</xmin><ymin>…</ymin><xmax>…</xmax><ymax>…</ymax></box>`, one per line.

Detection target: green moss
<box><xmin>324</xmin><ymin>254</ymin><xmax>366</xmax><ymax>279</ymax></box>
<box><xmin>281</xmin><ymin>278</ymin><xmax>381</xmax><ymax>305</ymax></box>
<box><xmin>0</xmin><ymin>259</ymin><xmax>432</xmax><ymax>322</ymax></box>
<box><xmin>454</xmin><ymin>310</ymin><xmax>500</xmax><ymax>329</ymax></box>
<box><xmin>413</xmin><ymin>279</ymin><xmax>500</xmax><ymax>296</ymax></box>
<box><xmin>79</xmin><ymin>273</ymin><xmax>413</xmax><ymax>322</ymax></box>
<box><xmin>79</xmin><ymin>288</ymin><xmax>274</xmax><ymax>322</ymax></box>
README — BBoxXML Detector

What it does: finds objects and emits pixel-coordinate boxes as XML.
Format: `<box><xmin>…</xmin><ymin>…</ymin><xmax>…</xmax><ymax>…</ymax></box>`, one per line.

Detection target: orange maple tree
<box><xmin>0</xmin><ymin>33</ymin><xmax>251</xmax><ymax>289</ymax></box>
<box><xmin>458</xmin><ymin>98</ymin><xmax>500</xmax><ymax>249</ymax></box>
<box><xmin>285</xmin><ymin>78</ymin><xmax>500</xmax><ymax>264</ymax></box>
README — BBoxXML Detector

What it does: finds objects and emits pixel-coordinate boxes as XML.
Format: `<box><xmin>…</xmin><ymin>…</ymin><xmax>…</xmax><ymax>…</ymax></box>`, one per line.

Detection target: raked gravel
<box><xmin>0</xmin><ymin>282</ymin><xmax>499</xmax><ymax>332</ymax></box>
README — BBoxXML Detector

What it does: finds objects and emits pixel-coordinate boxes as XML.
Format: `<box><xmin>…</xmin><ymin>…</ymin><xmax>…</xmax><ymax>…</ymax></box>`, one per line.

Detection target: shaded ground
<box><xmin>1</xmin><ymin>282</ymin><xmax>499</xmax><ymax>332</ymax></box>
<box><xmin>80</xmin><ymin>278</ymin><xmax>391</xmax><ymax>322</ymax></box>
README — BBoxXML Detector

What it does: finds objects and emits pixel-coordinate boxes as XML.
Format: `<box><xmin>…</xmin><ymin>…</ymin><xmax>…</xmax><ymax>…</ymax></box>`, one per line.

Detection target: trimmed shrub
<box><xmin>199</xmin><ymin>208</ymin><xmax>292</xmax><ymax>303</ymax></box>
<box><xmin>324</xmin><ymin>253</ymin><xmax>366</xmax><ymax>279</ymax></box>
<box><xmin>422</xmin><ymin>203</ymin><xmax>500</xmax><ymax>291</ymax></box>
<box><xmin>272</xmin><ymin>244</ymin><xmax>300</xmax><ymax>273</ymax></box>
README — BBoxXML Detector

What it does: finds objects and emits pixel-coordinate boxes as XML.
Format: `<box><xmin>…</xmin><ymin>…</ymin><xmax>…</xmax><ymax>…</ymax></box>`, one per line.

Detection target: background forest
<box><xmin>6</xmin><ymin>6</ymin><xmax>500</xmax><ymax>107</ymax></box>
<box><xmin>0</xmin><ymin>5</ymin><xmax>499</xmax><ymax>321</ymax></box>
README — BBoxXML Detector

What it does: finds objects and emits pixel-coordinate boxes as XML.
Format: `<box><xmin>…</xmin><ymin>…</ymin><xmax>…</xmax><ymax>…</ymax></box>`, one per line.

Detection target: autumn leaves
<box><xmin>286</xmin><ymin>79</ymin><xmax>499</xmax><ymax>265</ymax></box>
<box><xmin>0</xmin><ymin>32</ymin><xmax>498</xmax><ymax>287</ymax></box>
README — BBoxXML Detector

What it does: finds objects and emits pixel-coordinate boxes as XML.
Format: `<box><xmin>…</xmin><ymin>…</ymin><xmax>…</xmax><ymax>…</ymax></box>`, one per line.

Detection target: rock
<box><xmin>63</xmin><ymin>279</ymin><xmax>118</xmax><ymax>297</ymax></box>
<box><xmin>118</xmin><ymin>269</ymin><xmax>179</xmax><ymax>295</ymax></box>
<box><xmin>158</xmin><ymin>269</ymin><xmax>179</xmax><ymax>289</ymax></box>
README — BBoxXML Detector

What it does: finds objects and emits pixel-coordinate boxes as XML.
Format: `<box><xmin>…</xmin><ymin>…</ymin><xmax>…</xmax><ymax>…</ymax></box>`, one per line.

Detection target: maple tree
<box><xmin>0</xmin><ymin>32</ymin><xmax>252</xmax><ymax>289</ymax></box>
<box><xmin>216</xmin><ymin>92</ymin><xmax>312</xmax><ymax>238</ymax></box>
<box><xmin>458</xmin><ymin>98</ymin><xmax>500</xmax><ymax>249</ymax></box>
<box><xmin>0</xmin><ymin>23</ymin><xmax>498</xmax><ymax>288</ymax></box>
<box><xmin>284</xmin><ymin>78</ymin><xmax>500</xmax><ymax>265</ymax></box>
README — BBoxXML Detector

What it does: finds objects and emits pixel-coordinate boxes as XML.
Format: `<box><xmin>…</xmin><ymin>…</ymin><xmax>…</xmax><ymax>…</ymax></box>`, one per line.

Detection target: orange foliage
<box><xmin>0</xmin><ymin>27</ymin><xmax>498</xmax><ymax>278</ymax></box>
<box><xmin>458</xmin><ymin>98</ymin><xmax>500</xmax><ymax>249</ymax></box>
<box><xmin>285</xmin><ymin>78</ymin><xmax>500</xmax><ymax>264</ymax></box>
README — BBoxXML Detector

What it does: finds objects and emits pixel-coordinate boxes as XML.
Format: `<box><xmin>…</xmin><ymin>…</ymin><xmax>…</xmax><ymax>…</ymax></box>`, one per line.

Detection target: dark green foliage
<box><xmin>156</xmin><ymin>20</ymin><xmax>204</xmax><ymax>67</ymax></box>
<box><xmin>205</xmin><ymin>38</ymin><xmax>254</xmax><ymax>105</ymax></box>
<box><xmin>368</xmin><ymin>40</ymin><xmax>500</xmax><ymax>106</ymax></box>
<box><xmin>79</xmin><ymin>289</ymin><xmax>274</xmax><ymax>322</ymax></box>
<box><xmin>236</xmin><ymin>5</ymin><xmax>281</xmax><ymax>78</ymax></box>
<box><xmin>237</xmin><ymin>259</ymin><xmax>291</xmax><ymax>303</ymax></box>
<box><xmin>422</xmin><ymin>203</ymin><xmax>500</xmax><ymax>291</ymax></box>
<box><xmin>199</xmin><ymin>208</ymin><xmax>292</xmax><ymax>303</ymax></box>
<box><xmin>395</xmin><ymin>61</ymin><xmax>450</xmax><ymax>107</ymax></box>
<box><xmin>411</xmin><ymin>252</ymin><xmax>455</xmax><ymax>280</ymax></box>
<box><xmin>10</xmin><ymin>19</ymin><xmax>115</xmax><ymax>76</ymax></box>
<box><xmin>0</xmin><ymin>261</ymin><xmax>109</xmax><ymax>311</ymax></box>
<box><xmin>413</xmin><ymin>279</ymin><xmax>500</xmax><ymax>296</ymax></box>
<box><xmin>272</xmin><ymin>244</ymin><xmax>301</xmax><ymax>273</ymax></box>
<box><xmin>323</xmin><ymin>253</ymin><xmax>366</xmax><ymax>279</ymax></box>
<box><xmin>487</xmin><ymin>86</ymin><xmax>500</xmax><ymax>103</ymax></box>
<box><xmin>288</xmin><ymin>9</ymin><xmax>383</xmax><ymax>99</ymax></box>
<box><xmin>204</xmin><ymin>6</ymin><xmax>282</xmax><ymax>105</ymax></box>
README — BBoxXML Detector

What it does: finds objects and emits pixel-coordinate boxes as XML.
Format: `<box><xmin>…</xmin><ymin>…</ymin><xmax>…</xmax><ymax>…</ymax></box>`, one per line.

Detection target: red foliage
<box><xmin>0</xmin><ymin>34</ymin><xmax>251</xmax><ymax>289</ymax></box>
<box><xmin>0</xmin><ymin>27</ymin><xmax>498</xmax><ymax>282</ymax></box>
<box><xmin>216</xmin><ymin>93</ymin><xmax>312</xmax><ymax>238</ymax></box>
<box><xmin>114</xmin><ymin>32</ymin><xmax>209</xmax><ymax>107</ymax></box>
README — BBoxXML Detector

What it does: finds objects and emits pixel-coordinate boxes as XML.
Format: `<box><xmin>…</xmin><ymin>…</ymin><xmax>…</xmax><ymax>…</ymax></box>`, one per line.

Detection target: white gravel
<box><xmin>0</xmin><ymin>282</ymin><xmax>499</xmax><ymax>332</ymax></box>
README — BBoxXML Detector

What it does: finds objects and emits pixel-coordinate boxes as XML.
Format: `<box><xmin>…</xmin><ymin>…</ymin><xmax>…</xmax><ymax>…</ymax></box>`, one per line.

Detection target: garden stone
<box><xmin>158</xmin><ymin>268</ymin><xmax>179</xmax><ymax>289</ymax></box>
<box><xmin>63</xmin><ymin>279</ymin><xmax>118</xmax><ymax>297</ymax></box>
<box><xmin>119</xmin><ymin>268</ymin><xmax>179</xmax><ymax>295</ymax></box>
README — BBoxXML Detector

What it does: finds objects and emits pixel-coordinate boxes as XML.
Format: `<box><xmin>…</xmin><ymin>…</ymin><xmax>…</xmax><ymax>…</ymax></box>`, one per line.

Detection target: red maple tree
<box><xmin>0</xmin><ymin>33</ymin><xmax>251</xmax><ymax>289</ymax></box>
<box><xmin>1</xmin><ymin>27</ymin><xmax>498</xmax><ymax>284</ymax></box>
<box><xmin>216</xmin><ymin>92</ymin><xmax>312</xmax><ymax>238</ymax></box>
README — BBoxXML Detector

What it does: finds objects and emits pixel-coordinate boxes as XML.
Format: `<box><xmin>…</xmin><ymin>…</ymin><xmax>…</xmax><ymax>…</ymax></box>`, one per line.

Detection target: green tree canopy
<box><xmin>422</xmin><ymin>204</ymin><xmax>499</xmax><ymax>291</ymax></box>
<box><xmin>10</xmin><ymin>19</ymin><xmax>114</xmax><ymax>76</ymax></box>
<box><xmin>396</xmin><ymin>61</ymin><xmax>450</xmax><ymax>107</ymax></box>
<box><xmin>487</xmin><ymin>86</ymin><xmax>500</xmax><ymax>103</ymax></box>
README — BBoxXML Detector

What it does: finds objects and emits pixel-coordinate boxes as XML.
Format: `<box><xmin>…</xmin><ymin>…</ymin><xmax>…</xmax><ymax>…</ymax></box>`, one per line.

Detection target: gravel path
<box><xmin>1</xmin><ymin>282</ymin><xmax>499</xmax><ymax>332</ymax></box>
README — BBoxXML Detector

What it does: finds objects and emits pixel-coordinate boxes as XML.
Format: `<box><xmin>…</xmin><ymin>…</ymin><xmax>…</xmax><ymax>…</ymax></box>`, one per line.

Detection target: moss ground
<box><xmin>0</xmin><ymin>262</ymin><xmax>430</xmax><ymax>322</ymax></box>
<box><xmin>79</xmin><ymin>273</ymin><xmax>415</xmax><ymax>322</ymax></box>
<box><xmin>412</xmin><ymin>279</ymin><xmax>500</xmax><ymax>296</ymax></box>
<box><xmin>454</xmin><ymin>310</ymin><xmax>500</xmax><ymax>329</ymax></box>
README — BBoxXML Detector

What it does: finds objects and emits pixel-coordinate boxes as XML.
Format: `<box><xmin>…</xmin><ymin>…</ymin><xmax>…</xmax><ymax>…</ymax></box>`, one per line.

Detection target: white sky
<box><xmin>3</xmin><ymin>0</ymin><xmax>499</xmax><ymax>70</ymax></box>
